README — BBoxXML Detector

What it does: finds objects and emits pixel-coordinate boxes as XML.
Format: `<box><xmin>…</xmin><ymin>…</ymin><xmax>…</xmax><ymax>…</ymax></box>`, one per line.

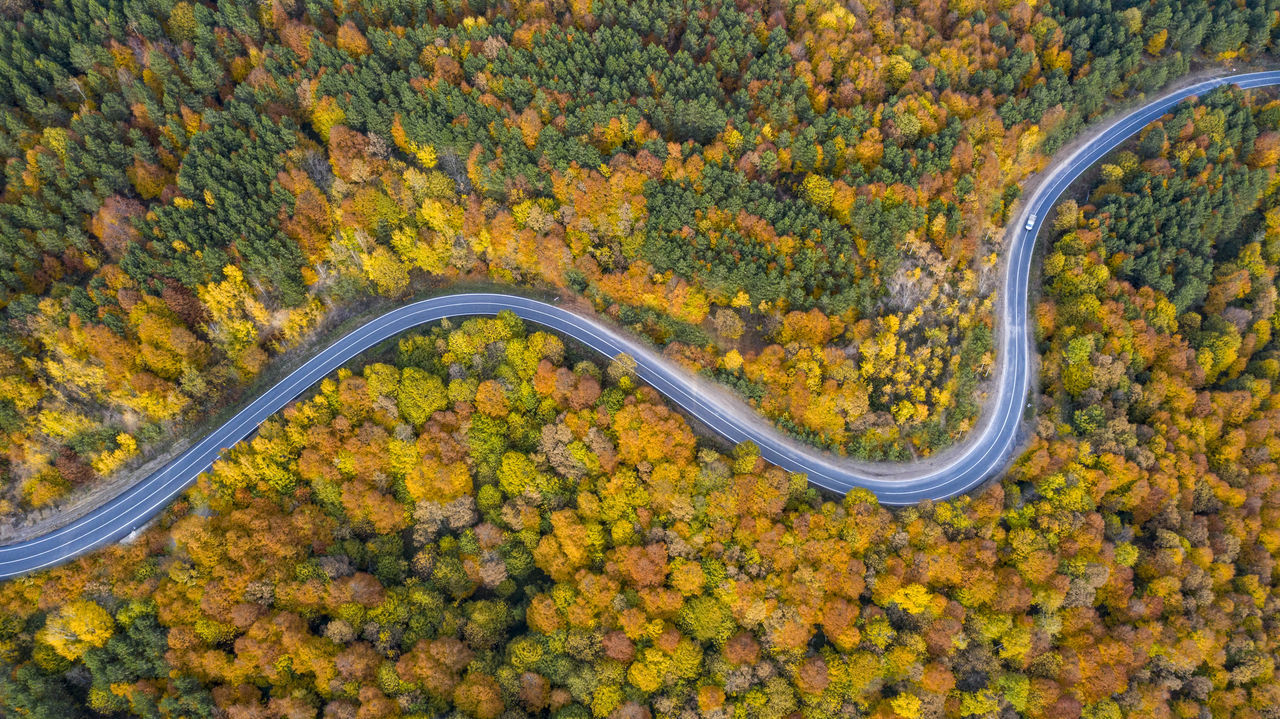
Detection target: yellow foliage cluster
<box><xmin>38</xmin><ymin>600</ymin><xmax>115</xmax><ymax>661</ymax></box>
<box><xmin>91</xmin><ymin>433</ymin><xmax>138</xmax><ymax>475</ymax></box>
<box><xmin>198</xmin><ymin>266</ymin><xmax>274</xmax><ymax>377</ymax></box>
<box><xmin>728</xmin><ymin>274</ymin><xmax>992</xmax><ymax>455</ymax></box>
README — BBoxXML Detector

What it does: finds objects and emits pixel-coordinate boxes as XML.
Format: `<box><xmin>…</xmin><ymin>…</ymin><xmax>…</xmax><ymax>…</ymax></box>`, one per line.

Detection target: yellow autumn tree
<box><xmin>198</xmin><ymin>266</ymin><xmax>271</xmax><ymax>376</ymax></box>
<box><xmin>39</xmin><ymin>600</ymin><xmax>115</xmax><ymax>660</ymax></box>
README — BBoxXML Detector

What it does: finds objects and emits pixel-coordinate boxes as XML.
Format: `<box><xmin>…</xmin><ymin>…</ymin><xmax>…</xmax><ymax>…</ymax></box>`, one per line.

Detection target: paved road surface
<box><xmin>2</xmin><ymin>71</ymin><xmax>1278</xmax><ymax>579</ymax></box>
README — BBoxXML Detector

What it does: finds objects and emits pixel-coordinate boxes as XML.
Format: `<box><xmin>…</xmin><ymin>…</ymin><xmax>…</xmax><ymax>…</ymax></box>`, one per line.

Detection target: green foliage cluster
<box><xmin>1092</xmin><ymin>88</ymin><xmax>1275</xmax><ymax>311</ymax></box>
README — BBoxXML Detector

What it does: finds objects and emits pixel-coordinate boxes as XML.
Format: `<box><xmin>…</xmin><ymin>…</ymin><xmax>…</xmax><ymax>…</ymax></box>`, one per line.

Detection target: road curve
<box><xmin>1</xmin><ymin>71</ymin><xmax>1278</xmax><ymax>579</ymax></box>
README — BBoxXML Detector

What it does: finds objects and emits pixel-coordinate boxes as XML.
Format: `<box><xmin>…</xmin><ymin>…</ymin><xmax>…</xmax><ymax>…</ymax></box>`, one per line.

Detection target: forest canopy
<box><xmin>0</xmin><ymin>313</ymin><xmax>1277</xmax><ymax>719</ymax></box>
<box><xmin>0</xmin><ymin>0</ymin><xmax>1275</xmax><ymax>519</ymax></box>
<box><xmin>1</xmin><ymin>4</ymin><xmax>1280</xmax><ymax>718</ymax></box>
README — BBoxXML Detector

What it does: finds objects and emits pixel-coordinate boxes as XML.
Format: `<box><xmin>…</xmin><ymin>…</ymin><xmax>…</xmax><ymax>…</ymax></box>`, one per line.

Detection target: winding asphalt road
<box><xmin>1</xmin><ymin>71</ymin><xmax>1279</xmax><ymax>579</ymax></box>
